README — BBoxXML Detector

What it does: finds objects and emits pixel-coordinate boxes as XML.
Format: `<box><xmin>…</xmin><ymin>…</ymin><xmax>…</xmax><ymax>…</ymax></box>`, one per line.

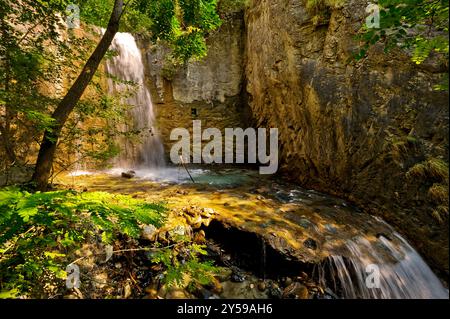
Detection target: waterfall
<box><xmin>105</xmin><ymin>32</ymin><xmax>165</xmax><ymax>168</ymax></box>
<box><xmin>317</xmin><ymin>218</ymin><xmax>449</xmax><ymax>299</ymax></box>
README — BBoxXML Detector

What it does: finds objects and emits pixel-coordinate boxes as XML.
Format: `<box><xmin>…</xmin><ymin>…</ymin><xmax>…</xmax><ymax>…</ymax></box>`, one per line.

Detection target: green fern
<box><xmin>0</xmin><ymin>187</ymin><xmax>167</xmax><ymax>298</ymax></box>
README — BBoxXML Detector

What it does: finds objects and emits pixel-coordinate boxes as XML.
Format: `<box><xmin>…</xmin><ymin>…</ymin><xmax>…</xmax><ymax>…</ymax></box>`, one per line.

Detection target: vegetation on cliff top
<box><xmin>358</xmin><ymin>0</ymin><xmax>449</xmax><ymax>90</ymax></box>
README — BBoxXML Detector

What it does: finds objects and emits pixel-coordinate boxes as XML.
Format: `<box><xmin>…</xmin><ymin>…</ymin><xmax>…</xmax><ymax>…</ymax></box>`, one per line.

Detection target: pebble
<box><xmin>115</xmin><ymin>263</ymin><xmax>122</xmax><ymax>269</ymax></box>
<box><xmin>268</xmin><ymin>286</ymin><xmax>282</xmax><ymax>299</ymax></box>
<box><xmin>282</xmin><ymin>277</ymin><xmax>293</xmax><ymax>287</ymax></box>
<box><xmin>230</xmin><ymin>272</ymin><xmax>246</xmax><ymax>283</ymax></box>
<box><xmin>257</xmin><ymin>281</ymin><xmax>267</xmax><ymax>291</ymax></box>
<box><xmin>282</xmin><ymin>282</ymin><xmax>309</xmax><ymax>299</ymax></box>
<box><xmin>124</xmin><ymin>283</ymin><xmax>132</xmax><ymax>299</ymax></box>
<box><xmin>141</xmin><ymin>224</ymin><xmax>158</xmax><ymax>241</ymax></box>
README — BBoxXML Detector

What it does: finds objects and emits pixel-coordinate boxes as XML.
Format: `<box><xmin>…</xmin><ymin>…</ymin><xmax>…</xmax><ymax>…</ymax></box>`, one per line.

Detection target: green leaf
<box><xmin>0</xmin><ymin>289</ymin><xmax>20</xmax><ymax>299</ymax></box>
<box><xmin>17</xmin><ymin>207</ymin><xmax>39</xmax><ymax>222</ymax></box>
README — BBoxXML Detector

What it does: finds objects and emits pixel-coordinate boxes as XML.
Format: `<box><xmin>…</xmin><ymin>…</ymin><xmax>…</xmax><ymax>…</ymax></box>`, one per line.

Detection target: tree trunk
<box><xmin>0</xmin><ymin>124</ymin><xmax>16</xmax><ymax>165</ymax></box>
<box><xmin>1</xmin><ymin>49</ymin><xmax>17</xmax><ymax>166</ymax></box>
<box><xmin>31</xmin><ymin>0</ymin><xmax>124</xmax><ymax>191</ymax></box>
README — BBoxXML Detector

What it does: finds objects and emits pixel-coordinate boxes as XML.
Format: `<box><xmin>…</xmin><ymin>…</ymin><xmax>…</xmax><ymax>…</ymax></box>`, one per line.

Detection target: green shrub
<box><xmin>0</xmin><ymin>188</ymin><xmax>166</xmax><ymax>297</ymax></box>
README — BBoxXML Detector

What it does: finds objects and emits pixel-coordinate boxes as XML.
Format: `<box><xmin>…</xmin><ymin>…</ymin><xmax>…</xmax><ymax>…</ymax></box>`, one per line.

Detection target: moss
<box><xmin>406</xmin><ymin>162</ymin><xmax>427</xmax><ymax>179</ymax></box>
<box><xmin>306</xmin><ymin>0</ymin><xmax>345</xmax><ymax>10</ymax></box>
<box><xmin>428</xmin><ymin>183</ymin><xmax>449</xmax><ymax>204</ymax></box>
<box><xmin>306</xmin><ymin>0</ymin><xmax>345</xmax><ymax>27</ymax></box>
<box><xmin>406</xmin><ymin>158</ymin><xmax>449</xmax><ymax>182</ymax></box>
<box><xmin>427</xmin><ymin>158</ymin><xmax>449</xmax><ymax>182</ymax></box>
<box><xmin>432</xmin><ymin>205</ymin><xmax>449</xmax><ymax>224</ymax></box>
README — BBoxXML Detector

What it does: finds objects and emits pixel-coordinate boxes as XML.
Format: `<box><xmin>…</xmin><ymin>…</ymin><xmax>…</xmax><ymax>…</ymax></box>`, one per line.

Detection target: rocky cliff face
<box><xmin>244</xmin><ymin>0</ymin><xmax>449</xmax><ymax>277</ymax></box>
<box><xmin>138</xmin><ymin>0</ymin><xmax>448</xmax><ymax>278</ymax></box>
<box><xmin>138</xmin><ymin>12</ymin><xmax>250</xmax><ymax>157</ymax></box>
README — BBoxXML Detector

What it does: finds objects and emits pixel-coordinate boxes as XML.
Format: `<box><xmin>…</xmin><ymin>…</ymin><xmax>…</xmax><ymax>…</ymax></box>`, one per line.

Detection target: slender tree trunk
<box><xmin>0</xmin><ymin>69</ymin><xmax>17</xmax><ymax>165</ymax></box>
<box><xmin>0</xmin><ymin>124</ymin><xmax>16</xmax><ymax>165</ymax></box>
<box><xmin>31</xmin><ymin>0</ymin><xmax>124</xmax><ymax>191</ymax></box>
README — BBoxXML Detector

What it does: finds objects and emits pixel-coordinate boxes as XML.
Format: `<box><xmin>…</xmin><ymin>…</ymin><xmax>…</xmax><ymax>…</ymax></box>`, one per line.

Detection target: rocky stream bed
<box><xmin>56</xmin><ymin>167</ymin><xmax>449</xmax><ymax>299</ymax></box>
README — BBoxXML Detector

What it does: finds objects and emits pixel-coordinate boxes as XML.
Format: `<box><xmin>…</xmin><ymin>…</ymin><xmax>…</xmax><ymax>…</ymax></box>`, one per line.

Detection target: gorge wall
<box><xmin>138</xmin><ymin>11</ymin><xmax>250</xmax><ymax>159</ymax></box>
<box><xmin>142</xmin><ymin>0</ymin><xmax>449</xmax><ymax>278</ymax></box>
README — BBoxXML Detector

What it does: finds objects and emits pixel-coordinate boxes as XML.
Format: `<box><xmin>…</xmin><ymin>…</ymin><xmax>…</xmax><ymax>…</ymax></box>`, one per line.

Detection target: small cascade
<box><xmin>319</xmin><ymin>231</ymin><xmax>449</xmax><ymax>299</ymax></box>
<box><xmin>105</xmin><ymin>32</ymin><xmax>165</xmax><ymax>168</ymax></box>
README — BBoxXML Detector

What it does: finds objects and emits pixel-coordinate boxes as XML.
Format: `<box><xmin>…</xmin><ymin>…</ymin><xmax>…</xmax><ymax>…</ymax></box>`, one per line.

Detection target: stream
<box><xmin>58</xmin><ymin>167</ymin><xmax>449</xmax><ymax>299</ymax></box>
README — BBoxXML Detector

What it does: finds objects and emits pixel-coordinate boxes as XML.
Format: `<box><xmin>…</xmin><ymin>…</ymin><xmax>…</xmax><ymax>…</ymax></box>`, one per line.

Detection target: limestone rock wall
<box><xmin>244</xmin><ymin>0</ymin><xmax>449</xmax><ymax>277</ymax></box>
<box><xmin>138</xmin><ymin>12</ymin><xmax>250</xmax><ymax>160</ymax></box>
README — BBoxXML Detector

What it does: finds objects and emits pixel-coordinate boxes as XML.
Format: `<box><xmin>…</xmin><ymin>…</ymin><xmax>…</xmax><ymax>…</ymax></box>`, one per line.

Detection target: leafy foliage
<box><xmin>0</xmin><ymin>188</ymin><xmax>166</xmax><ymax>297</ymax></box>
<box><xmin>357</xmin><ymin>0</ymin><xmax>449</xmax><ymax>90</ymax></box>
<box><xmin>150</xmin><ymin>240</ymin><xmax>221</xmax><ymax>288</ymax></box>
<box><xmin>143</xmin><ymin>0</ymin><xmax>222</xmax><ymax>62</ymax></box>
<box><xmin>0</xmin><ymin>0</ymin><xmax>137</xmax><ymax>175</ymax></box>
<box><xmin>1</xmin><ymin>0</ymin><xmax>225</xmax><ymax>177</ymax></box>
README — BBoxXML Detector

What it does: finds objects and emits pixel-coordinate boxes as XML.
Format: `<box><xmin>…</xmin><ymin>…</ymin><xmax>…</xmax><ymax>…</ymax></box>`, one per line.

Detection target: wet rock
<box><xmin>275</xmin><ymin>191</ymin><xmax>292</xmax><ymax>203</ymax></box>
<box><xmin>202</xmin><ymin>218</ymin><xmax>212</xmax><ymax>227</ymax></box>
<box><xmin>163</xmin><ymin>287</ymin><xmax>189</xmax><ymax>299</ymax></box>
<box><xmin>121</xmin><ymin>170</ymin><xmax>136</xmax><ymax>179</ymax></box>
<box><xmin>298</xmin><ymin>218</ymin><xmax>313</xmax><ymax>229</ymax></box>
<box><xmin>281</xmin><ymin>277</ymin><xmax>293</xmax><ymax>287</ymax></box>
<box><xmin>268</xmin><ymin>283</ymin><xmax>282</xmax><ymax>299</ymax></box>
<box><xmin>324</xmin><ymin>287</ymin><xmax>339</xmax><ymax>299</ymax></box>
<box><xmin>201</xmin><ymin>208</ymin><xmax>216</xmax><ymax>218</ymax></box>
<box><xmin>324</xmin><ymin>224</ymin><xmax>338</xmax><ymax>234</ymax></box>
<box><xmin>257</xmin><ymin>281</ymin><xmax>267</xmax><ymax>291</ymax></box>
<box><xmin>303</xmin><ymin>238</ymin><xmax>318</xmax><ymax>250</ymax></box>
<box><xmin>168</xmin><ymin>225</ymin><xmax>190</xmax><ymax>238</ymax></box>
<box><xmin>217</xmin><ymin>268</ymin><xmax>233</xmax><ymax>282</ymax></box>
<box><xmin>144</xmin><ymin>283</ymin><xmax>159</xmax><ymax>297</ymax></box>
<box><xmin>220</xmin><ymin>281</ymin><xmax>269</xmax><ymax>299</ymax></box>
<box><xmin>185</xmin><ymin>214</ymin><xmax>203</xmax><ymax>229</ymax></box>
<box><xmin>256</xmin><ymin>187</ymin><xmax>270</xmax><ymax>194</ymax></box>
<box><xmin>230</xmin><ymin>271</ymin><xmax>246</xmax><ymax>283</ymax></box>
<box><xmin>141</xmin><ymin>224</ymin><xmax>158</xmax><ymax>241</ymax></box>
<box><xmin>282</xmin><ymin>282</ymin><xmax>309</xmax><ymax>299</ymax></box>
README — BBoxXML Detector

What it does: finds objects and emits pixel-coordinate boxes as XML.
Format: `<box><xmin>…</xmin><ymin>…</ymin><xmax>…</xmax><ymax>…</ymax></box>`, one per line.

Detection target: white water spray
<box><xmin>318</xmin><ymin>219</ymin><xmax>449</xmax><ymax>299</ymax></box>
<box><xmin>105</xmin><ymin>32</ymin><xmax>165</xmax><ymax>168</ymax></box>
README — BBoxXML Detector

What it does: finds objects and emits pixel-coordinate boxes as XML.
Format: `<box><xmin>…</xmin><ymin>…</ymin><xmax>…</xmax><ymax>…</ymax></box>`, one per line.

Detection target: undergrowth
<box><xmin>0</xmin><ymin>188</ymin><xmax>222</xmax><ymax>298</ymax></box>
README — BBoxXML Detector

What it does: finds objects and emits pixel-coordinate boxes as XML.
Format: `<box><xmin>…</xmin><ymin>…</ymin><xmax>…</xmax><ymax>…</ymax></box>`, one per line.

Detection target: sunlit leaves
<box><xmin>143</xmin><ymin>0</ymin><xmax>222</xmax><ymax>62</ymax></box>
<box><xmin>356</xmin><ymin>0</ymin><xmax>449</xmax><ymax>91</ymax></box>
<box><xmin>0</xmin><ymin>188</ymin><xmax>167</xmax><ymax>296</ymax></box>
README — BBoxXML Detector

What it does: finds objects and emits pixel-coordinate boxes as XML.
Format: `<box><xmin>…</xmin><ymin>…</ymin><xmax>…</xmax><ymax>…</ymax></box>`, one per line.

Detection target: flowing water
<box><xmin>64</xmin><ymin>168</ymin><xmax>449</xmax><ymax>299</ymax></box>
<box><xmin>105</xmin><ymin>32</ymin><xmax>165</xmax><ymax>168</ymax></box>
<box><xmin>318</xmin><ymin>231</ymin><xmax>448</xmax><ymax>299</ymax></box>
<box><xmin>66</xmin><ymin>32</ymin><xmax>449</xmax><ymax>299</ymax></box>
